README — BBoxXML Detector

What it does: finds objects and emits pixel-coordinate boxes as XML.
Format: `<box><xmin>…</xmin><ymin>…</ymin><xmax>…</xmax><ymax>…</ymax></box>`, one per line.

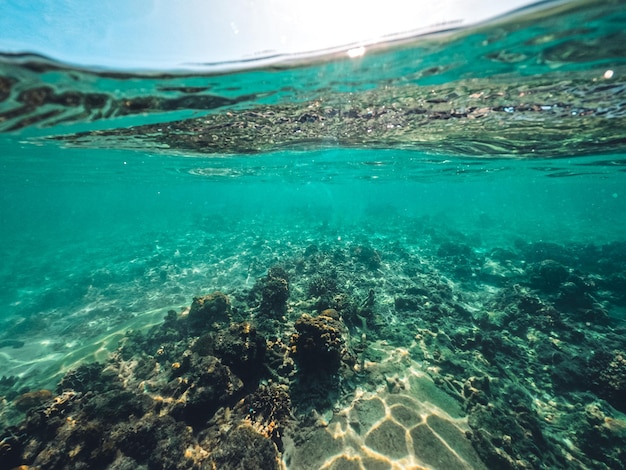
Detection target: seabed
<box><xmin>1</xmin><ymin>220</ymin><xmax>625</xmax><ymax>469</ymax></box>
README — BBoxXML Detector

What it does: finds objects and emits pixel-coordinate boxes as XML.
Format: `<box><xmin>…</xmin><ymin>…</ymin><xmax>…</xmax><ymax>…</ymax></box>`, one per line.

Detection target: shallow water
<box><xmin>1</xmin><ymin>1</ymin><xmax>626</xmax><ymax>469</ymax></box>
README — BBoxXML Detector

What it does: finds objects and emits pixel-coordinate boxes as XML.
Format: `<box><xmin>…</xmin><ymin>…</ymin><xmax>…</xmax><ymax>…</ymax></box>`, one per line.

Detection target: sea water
<box><xmin>1</xmin><ymin>1</ymin><xmax>626</xmax><ymax>469</ymax></box>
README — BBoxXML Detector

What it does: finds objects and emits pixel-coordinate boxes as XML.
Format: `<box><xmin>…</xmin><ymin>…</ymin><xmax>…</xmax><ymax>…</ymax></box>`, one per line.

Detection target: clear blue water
<box><xmin>1</xmin><ymin>1</ymin><xmax>626</xmax><ymax>468</ymax></box>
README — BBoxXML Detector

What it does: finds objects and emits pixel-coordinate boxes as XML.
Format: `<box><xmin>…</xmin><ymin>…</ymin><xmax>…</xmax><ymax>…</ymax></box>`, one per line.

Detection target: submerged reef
<box><xmin>2</xmin><ymin>237</ymin><xmax>626</xmax><ymax>469</ymax></box>
<box><xmin>250</xmin><ymin>266</ymin><xmax>290</xmax><ymax>320</ymax></box>
<box><xmin>187</xmin><ymin>291</ymin><xmax>231</xmax><ymax>333</ymax></box>
<box><xmin>290</xmin><ymin>309</ymin><xmax>351</xmax><ymax>373</ymax></box>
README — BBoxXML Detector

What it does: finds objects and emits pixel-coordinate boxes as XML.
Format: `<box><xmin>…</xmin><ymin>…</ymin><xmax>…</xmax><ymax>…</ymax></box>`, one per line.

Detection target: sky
<box><xmin>0</xmin><ymin>0</ymin><xmax>548</xmax><ymax>71</ymax></box>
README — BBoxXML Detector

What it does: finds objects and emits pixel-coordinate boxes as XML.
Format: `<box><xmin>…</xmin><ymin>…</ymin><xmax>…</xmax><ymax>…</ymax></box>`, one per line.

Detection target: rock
<box><xmin>574</xmin><ymin>403</ymin><xmax>626</xmax><ymax>468</ymax></box>
<box><xmin>116</xmin><ymin>414</ymin><xmax>195</xmax><ymax>469</ymax></box>
<box><xmin>394</xmin><ymin>296</ymin><xmax>421</xmax><ymax>312</ymax></box>
<box><xmin>188</xmin><ymin>291</ymin><xmax>231</xmax><ymax>333</ymax></box>
<box><xmin>251</xmin><ymin>267</ymin><xmax>290</xmax><ymax>318</ymax></box>
<box><xmin>0</xmin><ymin>429</ymin><xmax>22</xmax><ymax>469</ymax></box>
<box><xmin>165</xmin><ymin>354</ymin><xmax>243</xmax><ymax>426</ymax></box>
<box><xmin>353</xmin><ymin>245</ymin><xmax>382</xmax><ymax>270</ymax></box>
<box><xmin>244</xmin><ymin>383</ymin><xmax>292</xmax><ymax>448</ymax></box>
<box><xmin>13</xmin><ymin>389</ymin><xmax>53</xmax><ymax>413</ymax></box>
<box><xmin>215</xmin><ymin>322</ymin><xmax>266</xmax><ymax>385</ymax></box>
<box><xmin>528</xmin><ymin>259</ymin><xmax>569</xmax><ymax>292</ymax></box>
<box><xmin>208</xmin><ymin>423</ymin><xmax>281</xmax><ymax>470</ymax></box>
<box><xmin>437</xmin><ymin>241</ymin><xmax>472</xmax><ymax>259</ymax></box>
<box><xmin>57</xmin><ymin>362</ymin><xmax>113</xmax><ymax>394</ymax></box>
<box><xmin>589</xmin><ymin>350</ymin><xmax>626</xmax><ymax>413</ymax></box>
<box><xmin>290</xmin><ymin>310</ymin><xmax>350</xmax><ymax>372</ymax></box>
<box><xmin>463</xmin><ymin>376</ymin><xmax>490</xmax><ymax>409</ymax></box>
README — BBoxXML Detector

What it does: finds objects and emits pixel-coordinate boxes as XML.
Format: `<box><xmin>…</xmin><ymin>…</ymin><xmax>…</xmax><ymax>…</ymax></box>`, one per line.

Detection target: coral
<box><xmin>353</xmin><ymin>245</ymin><xmax>382</xmax><ymax>270</ymax></box>
<box><xmin>13</xmin><ymin>389</ymin><xmax>53</xmax><ymax>413</ymax></box>
<box><xmin>187</xmin><ymin>291</ymin><xmax>231</xmax><ymax>334</ymax></box>
<box><xmin>590</xmin><ymin>350</ymin><xmax>626</xmax><ymax>412</ymax></box>
<box><xmin>251</xmin><ymin>266</ymin><xmax>290</xmax><ymax>318</ymax></box>
<box><xmin>244</xmin><ymin>383</ymin><xmax>292</xmax><ymax>447</ymax></box>
<box><xmin>208</xmin><ymin>423</ymin><xmax>281</xmax><ymax>470</ymax></box>
<box><xmin>214</xmin><ymin>322</ymin><xmax>266</xmax><ymax>385</ymax></box>
<box><xmin>308</xmin><ymin>274</ymin><xmax>338</xmax><ymax>298</ymax></box>
<box><xmin>57</xmin><ymin>362</ymin><xmax>114</xmax><ymax>394</ymax></box>
<box><xmin>527</xmin><ymin>259</ymin><xmax>569</xmax><ymax>292</ymax></box>
<box><xmin>290</xmin><ymin>309</ymin><xmax>350</xmax><ymax>372</ymax></box>
<box><xmin>165</xmin><ymin>353</ymin><xmax>244</xmax><ymax>427</ymax></box>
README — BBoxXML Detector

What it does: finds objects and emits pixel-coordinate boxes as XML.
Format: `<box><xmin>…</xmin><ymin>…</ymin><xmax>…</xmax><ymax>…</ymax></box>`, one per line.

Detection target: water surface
<box><xmin>1</xmin><ymin>1</ymin><xmax>626</xmax><ymax>469</ymax></box>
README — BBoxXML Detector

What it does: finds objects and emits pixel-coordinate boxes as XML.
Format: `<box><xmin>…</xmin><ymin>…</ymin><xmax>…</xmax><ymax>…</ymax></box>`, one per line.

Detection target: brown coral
<box><xmin>187</xmin><ymin>291</ymin><xmax>231</xmax><ymax>333</ymax></box>
<box><xmin>290</xmin><ymin>310</ymin><xmax>349</xmax><ymax>372</ymax></box>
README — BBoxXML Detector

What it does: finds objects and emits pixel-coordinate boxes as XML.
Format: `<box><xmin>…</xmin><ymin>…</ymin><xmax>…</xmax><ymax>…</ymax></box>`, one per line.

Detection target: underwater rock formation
<box><xmin>166</xmin><ymin>353</ymin><xmax>244</xmax><ymax>426</ymax></box>
<box><xmin>3</xmin><ymin>234</ymin><xmax>626</xmax><ymax>469</ymax></box>
<box><xmin>289</xmin><ymin>309</ymin><xmax>352</xmax><ymax>373</ymax></box>
<box><xmin>214</xmin><ymin>322</ymin><xmax>266</xmax><ymax>386</ymax></box>
<box><xmin>589</xmin><ymin>349</ymin><xmax>626</xmax><ymax>413</ymax></box>
<box><xmin>57</xmin><ymin>361</ymin><xmax>114</xmax><ymax>394</ymax></box>
<box><xmin>528</xmin><ymin>259</ymin><xmax>570</xmax><ymax>292</ymax></box>
<box><xmin>250</xmin><ymin>266</ymin><xmax>290</xmax><ymax>319</ymax></box>
<box><xmin>207</xmin><ymin>423</ymin><xmax>282</xmax><ymax>470</ymax></box>
<box><xmin>352</xmin><ymin>245</ymin><xmax>382</xmax><ymax>271</ymax></box>
<box><xmin>187</xmin><ymin>291</ymin><xmax>231</xmax><ymax>333</ymax></box>
<box><xmin>13</xmin><ymin>389</ymin><xmax>53</xmax><ymax>413</ymax></box>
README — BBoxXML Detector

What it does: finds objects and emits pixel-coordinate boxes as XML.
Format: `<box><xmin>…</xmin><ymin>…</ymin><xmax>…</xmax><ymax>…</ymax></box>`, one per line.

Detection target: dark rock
<box><xmin>215</xmin><ymin>322</ymin><xmax>266</xmax><ymax>385</ymax></box>
<box><xmin>188</xmin><ymin>291</ymin><xmax>231</xmax><ymax>334</ymax></box>
<box><xmin>250</xmin><ymin>267</ymin><xmax>290</xmax><ymax>318</ymax></box>
<box><xmin>438</xmin><ymin>241</ymin><xmax>473</xmax><ymax>259</ymax></box>
<box><xmin>165</xmin><ymin>354</ymin><xmax>244</xmax><ymax>426</ymax></box>
<box><xmin>115</xmin><ymin>414</ymin><xmax>195</xmax><ymax>469</ymax></box>
<box><xmin>589</xmin><ymin>350</ymin><xmax>626</xmax><ymax>413</ymax></box>
<box><xmin>13</xmin><ymin>389</ymin><xmax>53</xmax><ymax>413</ymax></box>
<box><xmin>0</xmin><ymin>429</ymin><xmax>23</xmax><ymax>469</ymax></box>
<box><xmin>574</xmin><ymin>403</ymin><xmax>626</xmax><ymax>469</ymax></box>
<box><xmin>463</xmin><ymin>376</ymin><xmax>491</xmax><ymax>410</ymax></box>
<box><xmin>290</xmin><ymin>310</ymin><xmax>350</xmax><ymax>372</ymax></box>
<box><xmin>57</xmin><ymin>362</ymin><xmax>114</xmax><ymax>394</ymax></box>
<box><xmin>190</xmin><ymin>332</ymin><xmax>215</xmax><ymax>356</ymax></box>
<box><xmin>394</xmin><ymin>296</ymin><xmax>421</xmax><ymax>312</ymax></box>
<box><xmin>468</xmin><ymin>387</ymin><xmax>549</xmax><ymax>470</ymax></box>
<box><xmin>82</xmin><ymin>390</ymin><xmax>151</xmax><ymax>424</ymax></box>
<box><xmin>550</xmin><ymin>354</ymin><xmax>587</xmax><ymax>391</ymax></box>
<box><xmin>528</xmin><ymin>259</ymin><xmax>569</xmax><ymax>292</ymax></box>
<box><xmin>353</xmin><ymin>245</ymin><xmax>382</xmax><ymax>270</ymax></box>
<box><xmin>600</xmin><ymin>273</ymin><xmax>626</xmax><ymax>305</ymax></box>
<box><xmin>555</xmin><ymin>277</ymin><xmax>596</xmax><ymax>310</ymax></box>
<box><xmin>208</xmin><ymin>424</ymin><xmax>281</xmax><ymax>470</ymax></box>
<box><xmin>304</xmin><ymin>244</ymin><xmax>319</xmax><ymax>257</ymax></box>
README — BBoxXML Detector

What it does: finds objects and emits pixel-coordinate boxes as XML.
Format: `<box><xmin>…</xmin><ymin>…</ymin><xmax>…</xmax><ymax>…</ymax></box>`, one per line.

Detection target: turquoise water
<box><xmin>2</xmin><ymin>1</ymin><xmax>626</xmax><ymax>469</ymax></box>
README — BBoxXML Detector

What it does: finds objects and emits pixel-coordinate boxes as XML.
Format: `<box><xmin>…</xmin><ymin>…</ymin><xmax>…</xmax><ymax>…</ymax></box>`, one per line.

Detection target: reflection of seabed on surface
<box><xmin>284</xmin><ymin>343</ymin><xmax>487</xmax><ymax>470</ymax></box>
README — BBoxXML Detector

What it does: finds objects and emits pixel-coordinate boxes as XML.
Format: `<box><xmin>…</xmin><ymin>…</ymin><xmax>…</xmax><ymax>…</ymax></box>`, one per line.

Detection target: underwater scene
<box><xmin>1</xmin><ymin>1</ymin><xmax>626</xmax><ymax>469</ymax></box>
